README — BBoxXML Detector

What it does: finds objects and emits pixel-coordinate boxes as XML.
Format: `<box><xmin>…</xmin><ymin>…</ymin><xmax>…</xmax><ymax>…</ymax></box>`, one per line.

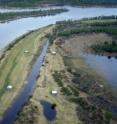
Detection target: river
<box><xmin>0</xmin><ymin>6</ymin><xmax>117</xmax><ymax>49</ymax></box>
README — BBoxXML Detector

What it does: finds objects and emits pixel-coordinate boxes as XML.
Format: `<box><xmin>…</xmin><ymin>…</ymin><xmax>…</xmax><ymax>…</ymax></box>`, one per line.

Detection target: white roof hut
<box><xmin>7</xmin><ymin>85</ymin><xmax>13</xmax><ymax>89</ymax></box>
<box><xmin>42</xmin><ymin>62</ymin><xmax>45</xmax><ymax>66</ymax></box>
<box><xmin>99</xmin><ymin>84</ymin><xmax>104</xmax><ymax>88</ymax></box>
<box><xmin>51</xmin><ymin>51</ymin><xmax>56</xmax><ymax>55</ymax></box>
<box><xmin>24</xmin><ymin>50</ymin><xmax>29</xmax><ymax>53</ymax></box>
<box><xmin>51</xmin><ymin>90</ymin><xmax>58</xmax><ymax>95</ymax></box>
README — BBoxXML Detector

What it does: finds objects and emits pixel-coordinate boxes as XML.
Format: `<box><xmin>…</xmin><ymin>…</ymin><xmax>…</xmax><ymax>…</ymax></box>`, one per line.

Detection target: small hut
<box><xmin>51</xmin><ymin>90</ymin><xmax>58</xmax><ymax>95</ymax></box>
<box><xmin>42</xmin><ymin>62</ymin><xmax>45</xmax><ymax>66</ymax></box>
<box><xmin>99</xmin><ymin>84</ymin><xmax>104</xmax><ymax>88</ymax></box>
<box><xmin>24</xmin><ymin>50</ymin><xmax>29</xmax><ymax>53</ymax></box>
<box><xmin>7</xmin><ymin>85</ymin><xmax>13</xmax><ymax>90</ymax></box>
<box><xmin>51</xmin><ymin>51</ymin><xmax>56</xmax><ymax>55</ymax></box>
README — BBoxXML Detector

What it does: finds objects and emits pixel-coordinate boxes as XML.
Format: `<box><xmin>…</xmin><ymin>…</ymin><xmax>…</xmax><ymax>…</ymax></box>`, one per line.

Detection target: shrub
<box><xmin>104</xmin><ymin>111</ymin><xmax>112</xmax><ymax>121</ymax></box>
<box><xmin>61</xmin><ymin>87</ymin><xmax>72</xmax><ymax>96</ymax></box>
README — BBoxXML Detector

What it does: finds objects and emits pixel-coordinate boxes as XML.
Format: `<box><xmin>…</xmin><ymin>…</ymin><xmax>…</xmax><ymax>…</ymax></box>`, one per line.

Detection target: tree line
<box><xmin>0</xmin><ymin>0</ymin><xmax>117</xmax><ymax>7</ymax></box>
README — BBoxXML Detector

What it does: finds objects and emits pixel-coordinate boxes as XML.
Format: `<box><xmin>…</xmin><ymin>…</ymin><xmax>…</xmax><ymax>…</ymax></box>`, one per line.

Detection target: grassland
<box><xmin>0</xmin><ymin>25</ymin><xmax>53</xmax><ymax>119</ymax></box>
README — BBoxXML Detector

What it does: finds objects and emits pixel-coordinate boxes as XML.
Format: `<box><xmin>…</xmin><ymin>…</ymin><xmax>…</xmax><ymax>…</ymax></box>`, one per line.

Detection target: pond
<box><xmin>40</xmin><ymin>100</ymin><xmax>57</xmax><ymax>121</ymax></box>
<box><xmin>0</xmin><ymin>6</ymin><xmax>117</xmax><ymax>49</ymax></box>
<box><xmin>81</xmin><ymin>53</ymin><xmax>117</xmax><ymax>89</ymax></box>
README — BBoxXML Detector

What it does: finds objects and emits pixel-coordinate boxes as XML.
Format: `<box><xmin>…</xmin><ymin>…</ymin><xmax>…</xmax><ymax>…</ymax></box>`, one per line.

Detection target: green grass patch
<box><xmin>91</xmin><ymin>41</ymin><xmax>117</xmax><ymax>53</ymax></box>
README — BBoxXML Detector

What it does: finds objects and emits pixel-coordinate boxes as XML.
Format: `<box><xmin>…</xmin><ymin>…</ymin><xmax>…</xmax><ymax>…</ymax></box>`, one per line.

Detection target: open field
<box><xmin>0</xmin><ymin>25</ymin><xmax>53</xmax><ymax>119</ymax></box>
<box><xmin>62</xmin><ymin>33</ymin><xmax>112</xmax><ymax>56</ymax></box>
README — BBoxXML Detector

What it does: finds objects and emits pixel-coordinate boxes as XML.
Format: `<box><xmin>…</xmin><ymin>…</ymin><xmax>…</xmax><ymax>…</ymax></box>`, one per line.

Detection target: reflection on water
<box><xmin>40</xmin><ymin>100</ymin><xmax>57</xmax><ymax>121</ymax></box>
<box><xmin>81</xmin><ymin>54</ymin><xmax>117</xmax><ymax>88</ymax></box>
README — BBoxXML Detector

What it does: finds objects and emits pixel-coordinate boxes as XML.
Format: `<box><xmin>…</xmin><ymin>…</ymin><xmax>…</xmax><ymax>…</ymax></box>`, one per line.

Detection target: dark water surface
<box><xmin>40</xmin><ymin>100</ymin><xmax>56</xmax><ymax>121</ymax></box>
<box><xmin>81</xmin><ymin>54</ymin><xmax>117</xmax><ymax>88</ymax></box>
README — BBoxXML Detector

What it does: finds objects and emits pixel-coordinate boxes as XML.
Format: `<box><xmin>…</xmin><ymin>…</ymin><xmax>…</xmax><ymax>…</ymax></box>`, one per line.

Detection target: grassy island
<box><xmin>0</xmin><ymin>8</ymin><xmax>68</xmax><ymax>22</ymax></box>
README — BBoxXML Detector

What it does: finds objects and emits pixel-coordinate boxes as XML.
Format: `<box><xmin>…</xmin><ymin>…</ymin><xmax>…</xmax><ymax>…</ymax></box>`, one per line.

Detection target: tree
<box><xmin>104</xmin><ymin>111</ymin><xmax>112</xmax><ymax>122</ymax></box>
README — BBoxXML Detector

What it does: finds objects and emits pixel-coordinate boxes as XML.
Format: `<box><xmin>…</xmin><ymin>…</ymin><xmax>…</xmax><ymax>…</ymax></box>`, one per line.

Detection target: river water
<box><xmin>0</xmin><ymin>6</ymin><xmax>117</xmax><ymax>49</ymax></box>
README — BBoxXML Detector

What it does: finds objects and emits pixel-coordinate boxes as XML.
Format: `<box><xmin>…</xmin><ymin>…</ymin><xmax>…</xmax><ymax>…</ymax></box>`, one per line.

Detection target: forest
<box><xmin>0</xmin><ymin>0</ymin><xmax>117</xmax><ymax>7</ymax></box>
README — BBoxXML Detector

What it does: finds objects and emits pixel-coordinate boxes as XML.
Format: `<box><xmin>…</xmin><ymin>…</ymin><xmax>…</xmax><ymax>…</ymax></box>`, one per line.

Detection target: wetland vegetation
<box><xmin>13</xmin><ymin>16</ymin><xmax>117</xmax><ymax>124</ymax></box>
<box><xmin>91</xmin><ymin>41</ymin><xmax>117</xmax><ymax>53</ymax></box>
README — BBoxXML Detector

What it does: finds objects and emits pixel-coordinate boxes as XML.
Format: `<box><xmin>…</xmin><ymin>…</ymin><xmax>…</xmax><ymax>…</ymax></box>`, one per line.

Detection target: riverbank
<box><xmin>0</xmin><ymin>25</ymin><xmax>53</xmax><ymax>119</ymax></box>
<box><xmin>0</xmin><ymin>8</ymin><xmax>68</xmax><ymax>23</ymax></box>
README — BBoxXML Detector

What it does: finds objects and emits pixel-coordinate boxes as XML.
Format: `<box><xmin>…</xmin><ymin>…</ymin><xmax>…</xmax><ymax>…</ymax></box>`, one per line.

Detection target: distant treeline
<box><xmin>57</xmin><ymin>28</ymin><xmax>117</xmax><ymax>37</ymax></box>
<box><xmin>68</xmin><ymin>0</ymin><xmax>117</xmax><ymax>6</ymax></box>
<box><xmin>0</xmin><ymin>0</ymin><xmax>117</xmax><ymax>7</ymax></box>
<box><xmin>55</xmin><ymin>16</ymin><xmax>117</xmax><ymax>37</ymax></box>
<box><xmin>0</xmin><ymin>0</ymin><xmax>60</xmax><ymax>7</ymax></box>
<box><xmin>82</xmin><ymin>15</ymin><xmax>117</xmax><ymax>21</ymax></box>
